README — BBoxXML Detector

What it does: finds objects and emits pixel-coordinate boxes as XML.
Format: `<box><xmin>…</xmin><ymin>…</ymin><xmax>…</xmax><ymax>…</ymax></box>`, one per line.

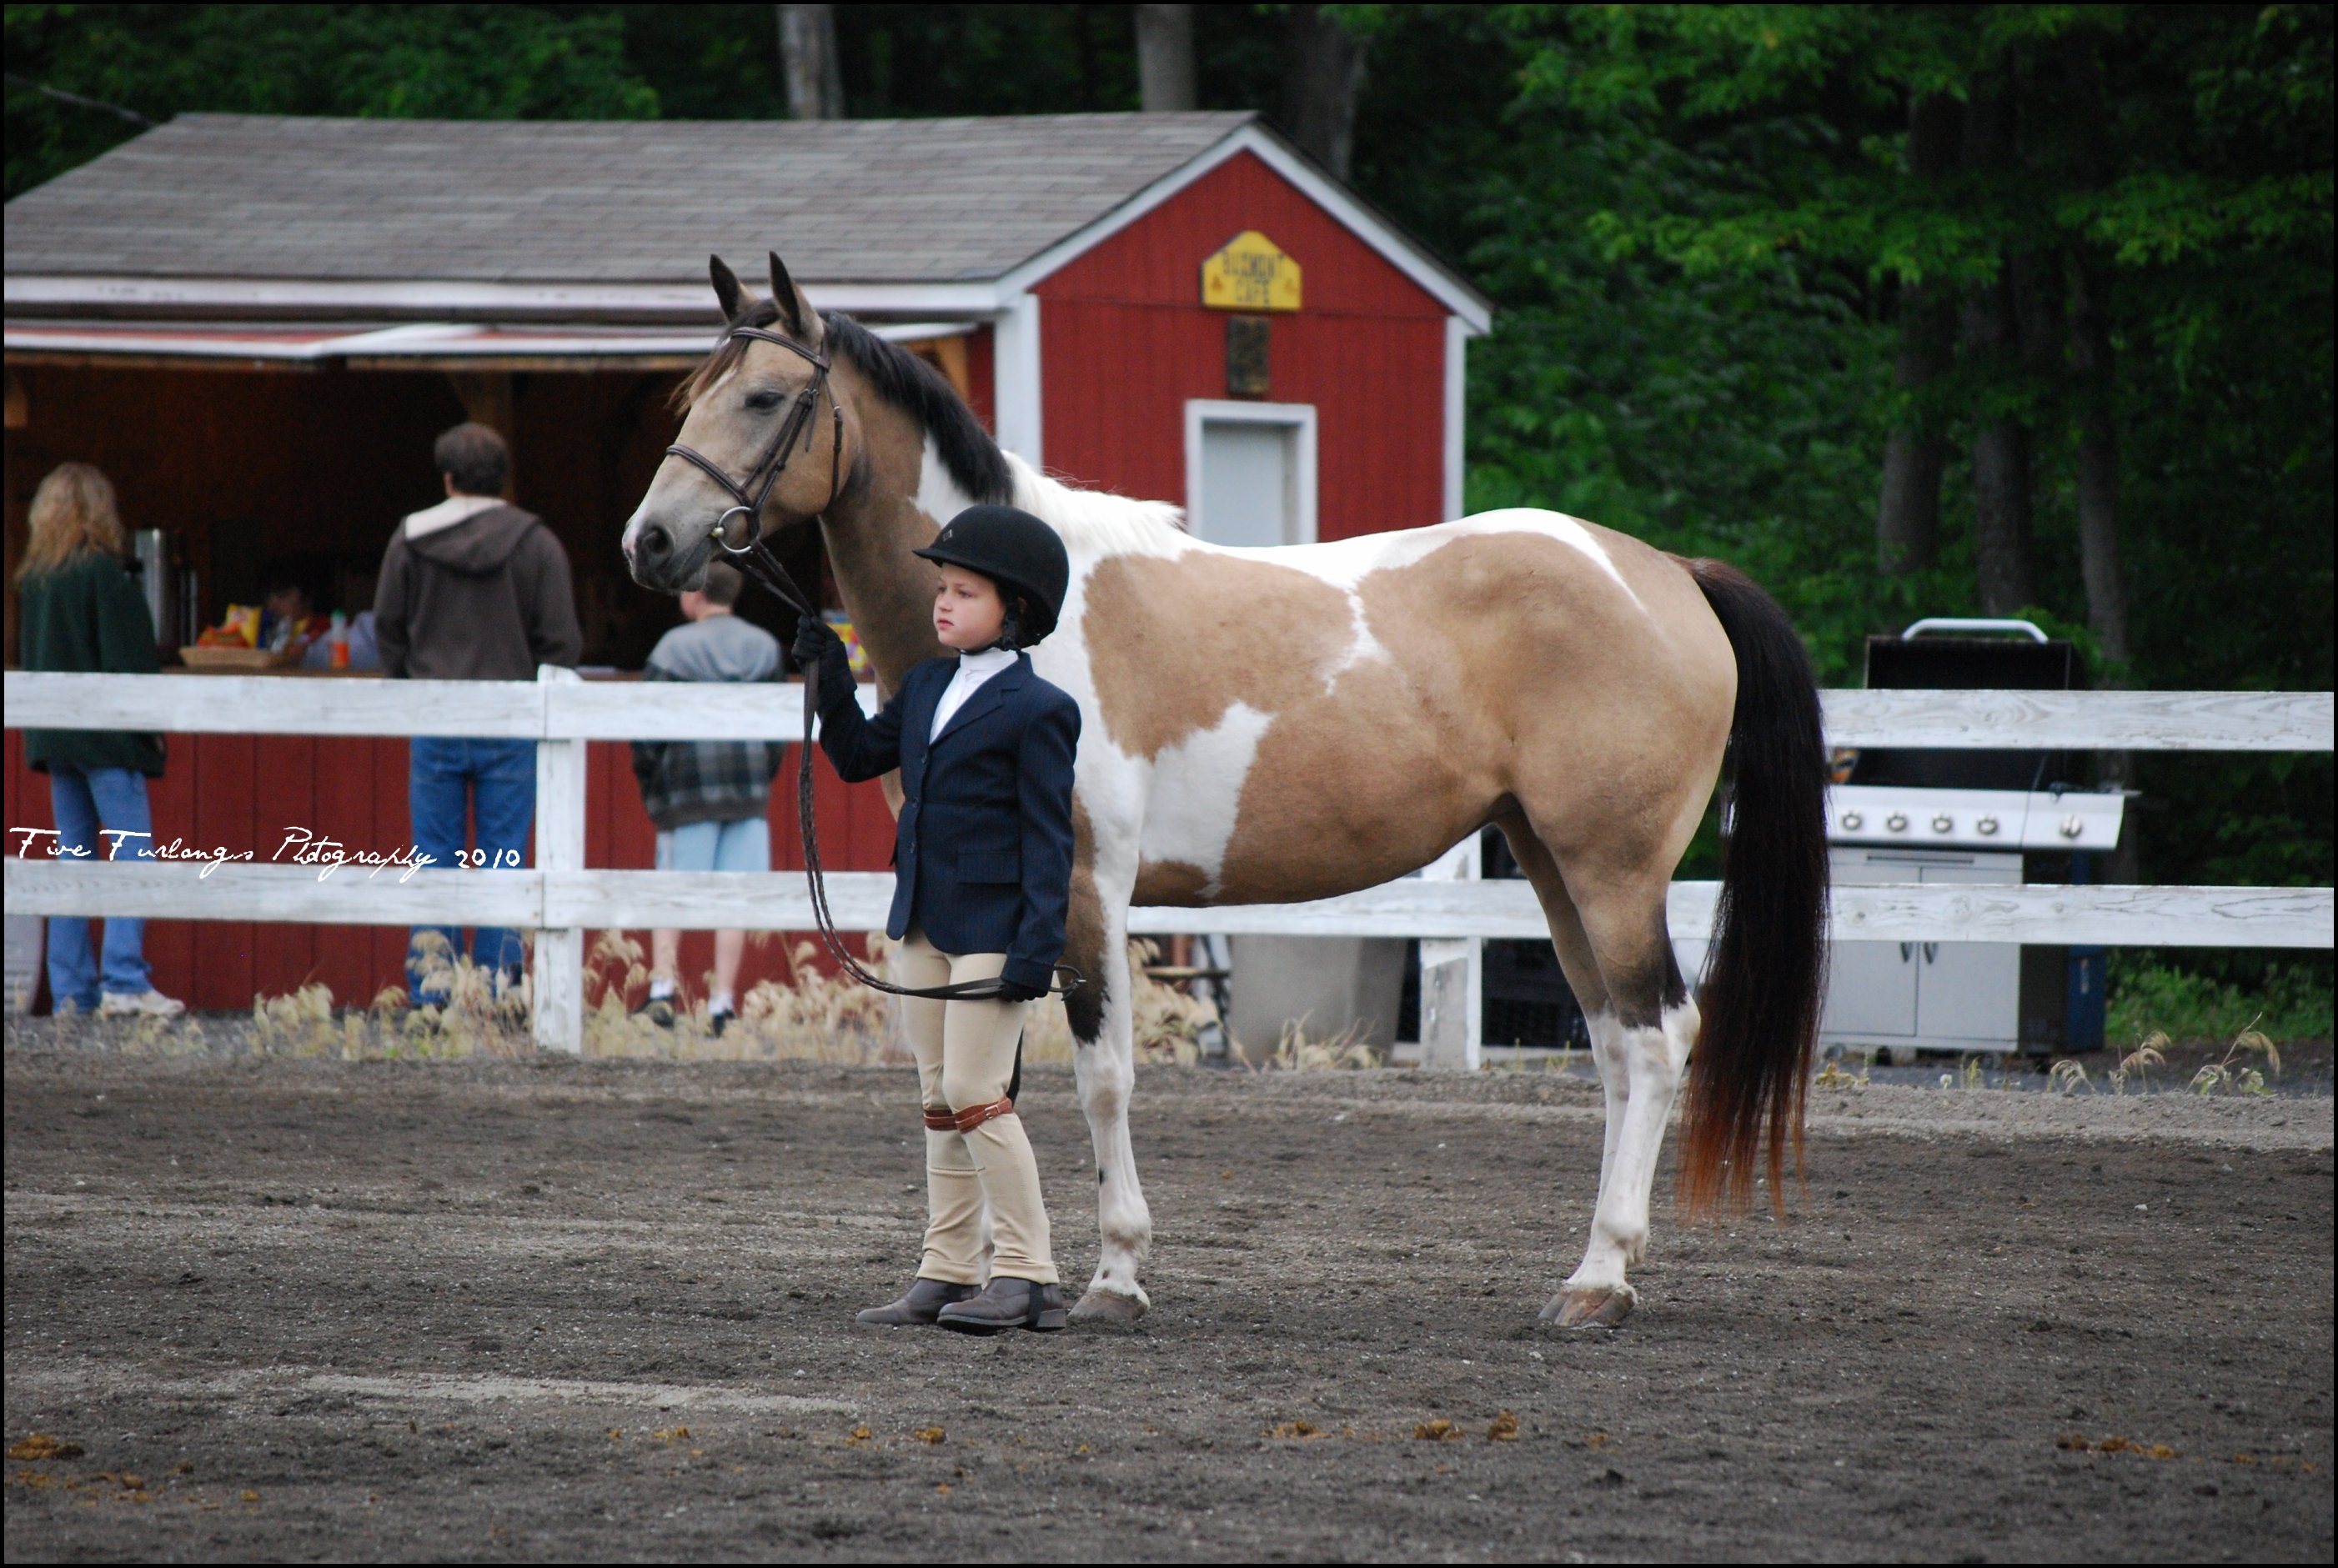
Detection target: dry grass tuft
<box><xmin>1262</xmin><ymin>1015</ymin><xmax>1381</xmax><ymax>1071</ymax></box>
<box><xmin>199</xmin><ymin>929</ymin><xmax>1232</xmax><ymax>1066</ymax></box>
<box><xmin>2189</xmin><ymin>1021</ymin><xmax>2280</xmax><ymax>1096</ymax></box>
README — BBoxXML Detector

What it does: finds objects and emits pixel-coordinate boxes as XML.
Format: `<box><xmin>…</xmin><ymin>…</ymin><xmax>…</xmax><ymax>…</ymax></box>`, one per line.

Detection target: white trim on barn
<box><xmin>1183</xmin><ymin>398</ymin><xmax>1319</xmax><ymax>547</ymax></box>
<box><xmin>994</xmin><ymin>292</ymin><xmax>1044</xmax><ymax>467</ymax></box>
<box><xmin>3</xmin><ymin>273</ymin><xmax>1007</xmax><ymax>324</ymax></box>
<box><xmin>995</xmin><ymin>124</ymin><xmax>1491</xmax><ymax>335</ymax></box>
<box><xmin>2</xmin><ymin>318</ymin><xmax>990</xmax><ymax>370</ymax></box>
<box><xmin>1444</xmin><ymin>315</ymin><xmax>1468</xmax><ymax>521</ymax></box>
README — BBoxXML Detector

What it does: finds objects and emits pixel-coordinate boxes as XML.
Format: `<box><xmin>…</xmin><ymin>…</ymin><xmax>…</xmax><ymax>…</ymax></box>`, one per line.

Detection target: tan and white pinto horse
<box><xmin>624</xmin><ymin>256</ymin><xmax>1829</xmax><ymax>1329</ymax></box>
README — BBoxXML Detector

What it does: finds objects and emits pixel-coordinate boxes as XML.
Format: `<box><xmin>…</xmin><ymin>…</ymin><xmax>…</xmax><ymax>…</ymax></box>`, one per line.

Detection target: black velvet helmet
<box><xmin>913</xmin><ymin>505</ymin><xmax>1071</xmax><ymax>647</ymax></box>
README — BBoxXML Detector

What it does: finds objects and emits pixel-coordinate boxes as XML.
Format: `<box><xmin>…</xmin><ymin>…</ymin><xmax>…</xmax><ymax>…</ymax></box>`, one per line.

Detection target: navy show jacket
<box><xmin>812</xmin><ymin>650</ymin><xmax>1080</xmax><ymax>993</ymax></box>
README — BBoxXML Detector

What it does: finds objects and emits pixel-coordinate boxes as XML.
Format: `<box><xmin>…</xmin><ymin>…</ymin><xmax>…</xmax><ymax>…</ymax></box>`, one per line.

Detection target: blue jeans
<box><xmin>407</xmin><ymin>736</ymin><xmax>535</xmax><ymax>1001</ymax></box>
<box><xmin>655</xmin><ymin>816</ymin><xmax>771</xmax><ymax>874</ymax></box>
<box><xmin>45</xmin><ymin>766</ymin><xmax>157</xmax><ymax>1009</ymax></box>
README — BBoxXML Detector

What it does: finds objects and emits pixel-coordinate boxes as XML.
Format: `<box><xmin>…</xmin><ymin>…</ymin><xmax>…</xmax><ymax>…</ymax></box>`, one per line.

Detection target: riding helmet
<box><xmin>913</xmin><ymin>505</ymin><xmax>1071</xmax><ymax>646</ymax></box>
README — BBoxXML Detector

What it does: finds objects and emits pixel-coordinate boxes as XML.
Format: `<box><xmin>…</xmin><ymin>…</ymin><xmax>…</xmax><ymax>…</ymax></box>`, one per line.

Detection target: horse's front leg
<box><xmin>1066</xmin><ymin>887</ymin><xmax>1151</xmax><ymax>1323</ymax></box>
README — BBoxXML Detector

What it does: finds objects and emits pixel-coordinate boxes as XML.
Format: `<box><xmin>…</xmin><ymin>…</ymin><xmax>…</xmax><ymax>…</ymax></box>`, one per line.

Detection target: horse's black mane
<box><xmin>675</xmin><ymin>298</ymin><xmax>1013</xmax><ymax>508</ymax></box>
<box><xmin>820</xmin><ymin>311</ymin><xmax>1013</xmax><ymax>506</ymax></box>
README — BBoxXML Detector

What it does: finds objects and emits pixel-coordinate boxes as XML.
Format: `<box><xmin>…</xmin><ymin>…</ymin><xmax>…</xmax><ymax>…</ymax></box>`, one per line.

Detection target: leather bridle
<box><xmin>664</xmin><ymin>325</ymin><xmax>844</xmax><ymax>559</ymax></box>
<box><xmin>658</xmin><ymin>322</ymin><xmax>1081</xmax><ymax>1008</ymax></box>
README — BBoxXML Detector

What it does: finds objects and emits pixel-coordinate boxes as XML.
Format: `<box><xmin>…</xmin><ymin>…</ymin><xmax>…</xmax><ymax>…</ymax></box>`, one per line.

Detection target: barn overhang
<box><xmin>3</xmin><ymin>317</ymin><xmax>981</xmax><ymax>374</ymax></box>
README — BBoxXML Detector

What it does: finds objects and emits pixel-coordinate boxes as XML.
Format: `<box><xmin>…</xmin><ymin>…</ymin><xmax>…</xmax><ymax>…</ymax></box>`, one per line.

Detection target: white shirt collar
<box><xmin>929</xmin><ymin>646</ymin><xmax>1019</xmax><ymax>740</ymax></box>
<box><xmin>955</xmin><ymin>644</ymin><xmax>1019</xmax><ymax>678</ymax></box>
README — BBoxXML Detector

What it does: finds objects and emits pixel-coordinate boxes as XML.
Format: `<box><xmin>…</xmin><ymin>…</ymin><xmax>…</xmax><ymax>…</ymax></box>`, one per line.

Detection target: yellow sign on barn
<box><xmin>1202</xmin><ymin>230</ymin><xmax>1302</xmax><ymax>312</ymax></box>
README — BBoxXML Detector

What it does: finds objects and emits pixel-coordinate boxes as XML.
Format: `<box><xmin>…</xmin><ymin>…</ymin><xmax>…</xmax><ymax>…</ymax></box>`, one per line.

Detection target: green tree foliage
<box><xmin>1432</xmin><ymin>6</ymin><xmax>2330</xmax><ymax>899</ymax></box>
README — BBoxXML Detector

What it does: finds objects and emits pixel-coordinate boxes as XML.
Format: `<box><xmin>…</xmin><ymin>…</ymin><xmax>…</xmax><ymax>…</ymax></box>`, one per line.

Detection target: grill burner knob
<box><xmin>2060</xmin><ymin>814</ymin><xmax>2085</xmax><ymax>839</ymax></box>
<box><xmin>1840</xmin><ymin>811</ymin><xmax>1864</xmax><ymax>831</ymax></box>
<box><xmin>1886</xmin><ymin>812</ymin><xmax>1909</xmax><ymax>833</ymax></box>
<box><xmin>1930</xmin><ymin>814</ymin><xmax>1953</xmax><ymax>834</ymax></box>
<box><xmin>1977</xmin><ymin>815</ymin><xmax>1999</xmax><ymax>835</ymax></box>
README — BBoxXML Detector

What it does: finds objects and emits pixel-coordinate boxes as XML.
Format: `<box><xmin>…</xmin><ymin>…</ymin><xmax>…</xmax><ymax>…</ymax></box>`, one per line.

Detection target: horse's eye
<box><xmin>745</xmin><ymin>389</ymin><xmax>783</xmax><ymax>412</ymax></box>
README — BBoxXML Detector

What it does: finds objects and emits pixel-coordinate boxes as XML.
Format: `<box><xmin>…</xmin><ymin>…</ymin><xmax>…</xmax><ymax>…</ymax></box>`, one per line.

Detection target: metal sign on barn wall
<box><xmin>1202</xmin><ymin>230</ymin><xmax>1302</xmax><ymax>312</ymax></box>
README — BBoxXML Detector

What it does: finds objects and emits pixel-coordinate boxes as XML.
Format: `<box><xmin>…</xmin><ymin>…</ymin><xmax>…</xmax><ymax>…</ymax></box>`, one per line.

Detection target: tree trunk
<box><xmin>1964</xmin><ymin>297</ymin><xmax>2037</xmax><ymax>616</ymax></box>
<box><xmin>777</xmin><ymin>4</ymin><xmax>845</xmax><ymax>120</ymax></box>
<box><xmin>1283</xmin><ymin>5</ymin><xmax>1369</xmax><ymax>180</ymax></box>
<box><xmin>1136</xmin><ymin>5</ymin><xmax>1197</xmax><ymax>112</ymax></box>
<box><xmin>1875</xmin><ymin>93</ymin><xmax>1961</xmax><ymax>576</ymax></box>
<box><xmin>2071</xmin><ymin>248</ymin><xmax>2141</xmax><ymax>875</ymax></box>
<box><xmin>2070</xmin><ymin>258</ymin><xmax>2130</xmax><ymax>672</ymax></box>
<box><xmin>2058</xmin><ymin>37</ymin><xmax>2141</xmax><ymax>874</ymax></box>
<box><xmin>1960</xmin><ymin>69</ymin><xmax>2036</xmax><ymax>616</ymax></box>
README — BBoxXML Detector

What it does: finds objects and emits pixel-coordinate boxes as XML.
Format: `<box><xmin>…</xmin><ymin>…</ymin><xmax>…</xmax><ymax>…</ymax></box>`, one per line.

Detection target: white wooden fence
<box><xmin>5</xmin><ymin>670</ymin><xmax>2330</xmax><ymax>1061</ymax></box>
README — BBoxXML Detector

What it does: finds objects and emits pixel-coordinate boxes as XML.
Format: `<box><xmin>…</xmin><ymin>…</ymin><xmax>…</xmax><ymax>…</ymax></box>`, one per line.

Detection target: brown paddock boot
<box><xmin>855</xmin><ymin>1278</ymin><xmax>978</xmax><ymax>1327</ymax></box>
<box><xmin>935</xmin><ymin>1277</ymin><xmax>1068</xmax><ymax>1335</ymax></box>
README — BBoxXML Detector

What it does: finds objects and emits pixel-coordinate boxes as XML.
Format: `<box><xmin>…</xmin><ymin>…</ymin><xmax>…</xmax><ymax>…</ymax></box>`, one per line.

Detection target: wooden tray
<box><xmin>178</xmin><ymin>643</ymin><xmax>306</xmax><ymax>671</ymax></box>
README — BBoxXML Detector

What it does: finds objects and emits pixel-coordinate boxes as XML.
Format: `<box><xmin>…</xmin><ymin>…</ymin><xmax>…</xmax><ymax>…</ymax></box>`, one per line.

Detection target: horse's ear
<box><xmin>710</xmin><ymin>255</ymin><xmax>746</xmax><ymax>323</ymax></box>
<box><xmin>768</xmin><ymin>250</ymin><xmax>815</xmax><ymax>343</ymax></box>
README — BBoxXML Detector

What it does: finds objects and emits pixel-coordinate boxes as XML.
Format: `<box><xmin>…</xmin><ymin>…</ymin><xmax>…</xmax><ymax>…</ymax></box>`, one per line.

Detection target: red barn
<box><xmin>3</xmin><ymin>112</ymin><xmax>1489</xmax><ymax>1012</ymax></box>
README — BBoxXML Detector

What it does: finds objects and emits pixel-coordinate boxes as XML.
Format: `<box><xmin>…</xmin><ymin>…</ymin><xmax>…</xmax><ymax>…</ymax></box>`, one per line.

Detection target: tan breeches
<box><xmin>896</xmin><ymin>928</ymin><xmax>1056</xmax><ymax>1285</ymax></box>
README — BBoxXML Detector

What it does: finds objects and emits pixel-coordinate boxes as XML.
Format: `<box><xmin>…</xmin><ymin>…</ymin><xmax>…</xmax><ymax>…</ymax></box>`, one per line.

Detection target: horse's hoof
<box><xmin>1070</xmin><ymin>1288</ymin><xmax>1147</xmax><ymax>1328</ymax></box>
<box><xmin>1539</xmin><ymin>1282</ymin><xmax>1637</xmax><ymax>1329</ymax></box>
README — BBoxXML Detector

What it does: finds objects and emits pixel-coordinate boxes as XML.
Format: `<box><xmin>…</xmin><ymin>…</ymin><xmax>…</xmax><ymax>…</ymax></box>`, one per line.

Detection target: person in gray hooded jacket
<box><xmin>374</xmin><ymin>422</ymin><xmax>583</xmax><ymax>1003</ymax></box>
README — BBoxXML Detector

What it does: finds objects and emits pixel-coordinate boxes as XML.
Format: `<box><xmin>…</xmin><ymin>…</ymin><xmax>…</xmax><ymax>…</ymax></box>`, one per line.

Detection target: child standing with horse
<box><xmin>792</xmin><ymin>505</ymin><xmax>1081</xmax><ymax>1335</ymax></box>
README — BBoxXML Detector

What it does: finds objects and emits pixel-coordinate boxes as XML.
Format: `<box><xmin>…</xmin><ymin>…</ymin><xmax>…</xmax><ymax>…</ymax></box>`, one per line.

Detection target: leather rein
<box><xmin>664</xmin><ymin>324</ymin><xmax>1081</xmax><ymax>1006</ymax></box>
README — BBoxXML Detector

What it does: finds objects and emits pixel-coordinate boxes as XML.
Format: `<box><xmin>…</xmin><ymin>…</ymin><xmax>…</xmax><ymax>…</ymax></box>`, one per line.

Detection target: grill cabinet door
<box><xmin>1910</xmin><ymin>859</ymin><xmax>2020</xmax><ymax>1046</ymax></box>
<box><xmin>1819</xmin><ymin>850</ymin><xmax>1919</xmax><ymax>1041</ymax></box>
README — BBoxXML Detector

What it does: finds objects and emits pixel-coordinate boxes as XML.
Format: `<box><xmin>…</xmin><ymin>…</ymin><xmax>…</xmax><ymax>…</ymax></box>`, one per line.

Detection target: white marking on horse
<box><xmin>916</xmin><ymin>436</ymin><xmax>978</xmax><ymax>525</ymax></box>
<box><xmin>1273</xmin><ymin>508</ymin><xmax>1647</xmax><ymax>611</ymax></box>
<box><xmin>1136</xmin><ymin>701</ymin><xmax>1275</xmax><ymax>894</ymax></box>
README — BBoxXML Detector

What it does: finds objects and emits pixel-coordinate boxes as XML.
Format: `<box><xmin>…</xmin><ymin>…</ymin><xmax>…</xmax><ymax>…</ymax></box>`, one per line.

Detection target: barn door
<box><xmin>1184</xmin><ymin>399</ymin><xmax>1318</xmax><ymax>548</ymax></box>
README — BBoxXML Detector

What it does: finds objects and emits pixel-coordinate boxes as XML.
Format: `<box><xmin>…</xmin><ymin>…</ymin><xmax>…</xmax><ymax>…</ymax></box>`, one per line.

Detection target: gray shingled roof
<box><xmin>5</xmin><ymin>111</ymin><xmax>1261</xmax><ymax>285</ymax></box>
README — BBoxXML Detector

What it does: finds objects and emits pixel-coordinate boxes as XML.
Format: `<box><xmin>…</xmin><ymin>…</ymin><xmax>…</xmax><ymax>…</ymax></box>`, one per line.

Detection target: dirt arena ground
<box><xmin>5</xmin><ymin>1047</ymin><xmax>2330</xmax><ymax>1561</ymax></box>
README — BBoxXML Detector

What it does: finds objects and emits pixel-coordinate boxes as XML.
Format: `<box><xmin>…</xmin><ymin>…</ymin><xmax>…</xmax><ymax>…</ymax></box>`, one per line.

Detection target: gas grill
<box><xmin>1824</xmin><ymin>619</ymin><xmax>2125</xmax><ymax>1063</ymax></box>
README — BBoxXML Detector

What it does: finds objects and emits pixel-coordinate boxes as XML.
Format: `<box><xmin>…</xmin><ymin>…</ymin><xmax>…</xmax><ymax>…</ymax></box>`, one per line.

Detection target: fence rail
<box><xmin>8</xmin><ymin>859</ymin><xmax>2328</xmax><ymax>949</ymax></box>
<box><xmin>5</xmin><ymin>671</ymin><xmax>2330</xmax><ymax>1060</ymax></box>
<box><xmin>8</xmin><ymin>673</ymin><xmax>2328</xmax><ymax>749</ymax></box>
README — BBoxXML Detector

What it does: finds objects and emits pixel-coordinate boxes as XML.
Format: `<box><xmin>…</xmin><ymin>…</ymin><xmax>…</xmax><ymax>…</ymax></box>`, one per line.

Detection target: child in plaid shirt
<box><xmin>630</xmin><ymin>560</ymin><xmax>785</xmax><ymax>1034</ymax></box>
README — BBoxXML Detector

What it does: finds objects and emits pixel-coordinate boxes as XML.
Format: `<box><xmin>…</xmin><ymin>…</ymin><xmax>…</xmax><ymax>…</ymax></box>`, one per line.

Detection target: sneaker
<box><xmin>98</xmin><ymin>989</ymin><xmax>185</xmax><ymax>1019</ymax></box>
<box><xmin>631</xmin><ymin>993</ymin><xmax>676</xmax><ymax>1029</ymax></box>
<box><xmin>708</xmin><ymin>1007</ymin><xmax>734</xmax><ymax>1039</ymax></box>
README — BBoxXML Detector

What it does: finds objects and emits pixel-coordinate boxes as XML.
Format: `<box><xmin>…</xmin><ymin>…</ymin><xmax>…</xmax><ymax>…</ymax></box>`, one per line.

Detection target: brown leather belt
<box><xmin>924</xmin><ymin>1097</ymin><xmax>1014</xmax><ymax>1134</ymax></box>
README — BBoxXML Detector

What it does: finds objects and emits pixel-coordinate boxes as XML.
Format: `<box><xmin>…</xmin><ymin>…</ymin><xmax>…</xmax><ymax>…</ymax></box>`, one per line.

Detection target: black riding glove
<box><xmin>791</xmin><ymin>616</ymin><xmax>845</xmax><ymax>669</ymax></box>
<box><xmin>993</xmin><ymin>977</ymin><xmax>1047</xmax><ymax>1004</ymax></box>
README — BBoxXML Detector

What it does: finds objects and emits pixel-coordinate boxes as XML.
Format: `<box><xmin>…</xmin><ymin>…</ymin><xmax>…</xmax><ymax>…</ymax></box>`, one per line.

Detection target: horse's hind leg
<box><xmin>1496</xmin><ymin>814</ymin><xmax>1623</xmax><ymax>1194</ymax></box>
<box><xmin>1545</xmin><ymin>866</ymin><xmax>1697</xmax><ymax>1329</ymax></box>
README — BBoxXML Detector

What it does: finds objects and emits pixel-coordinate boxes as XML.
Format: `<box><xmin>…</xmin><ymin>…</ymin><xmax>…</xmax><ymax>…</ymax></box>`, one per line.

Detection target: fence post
<box><xmin>533</xmin><ymin>666</ymin><xmax>585</xmax><ymax>1055</ymax></box>
<box><xmin>1417</xmin><ymin>834</ymin><xmax>1483</xmax><ymax>1070</ymax></box>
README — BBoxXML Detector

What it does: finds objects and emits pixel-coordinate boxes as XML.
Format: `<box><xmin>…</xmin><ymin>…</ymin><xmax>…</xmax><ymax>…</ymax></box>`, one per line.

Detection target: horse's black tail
<box><xmin>1674</xmin><ymin>557</ymin><xmax>1829</xmax><ymax>1219</ymax></box>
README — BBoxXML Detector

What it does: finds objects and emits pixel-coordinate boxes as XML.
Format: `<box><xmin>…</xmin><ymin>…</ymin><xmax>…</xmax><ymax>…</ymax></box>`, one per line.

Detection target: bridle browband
<box><xmin>660</xmin><ymin>322</ymin><xmax>1081</xmax><ymax>1007</ymax></box>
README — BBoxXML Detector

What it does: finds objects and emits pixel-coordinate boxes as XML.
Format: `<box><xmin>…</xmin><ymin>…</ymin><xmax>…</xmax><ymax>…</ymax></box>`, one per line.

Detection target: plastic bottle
<box><xmin>329</xmin><ymin>610</ymin><xmax>350</xmax><ymax>670</ymax></box>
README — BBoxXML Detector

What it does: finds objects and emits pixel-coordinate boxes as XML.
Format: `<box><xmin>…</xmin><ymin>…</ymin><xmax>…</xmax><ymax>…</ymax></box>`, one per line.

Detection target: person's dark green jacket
<box><xmin>16</xmin><ymin>550</ymin><xmax>165</xmax><ymax>775</ymax></box>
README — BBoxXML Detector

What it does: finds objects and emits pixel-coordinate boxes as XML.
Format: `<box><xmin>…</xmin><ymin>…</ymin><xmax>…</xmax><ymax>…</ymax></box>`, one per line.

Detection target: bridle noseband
<box><xmin>665</xmin><ymin>325</ymin><xmax>844</xmax><ymax>560</ymax></box>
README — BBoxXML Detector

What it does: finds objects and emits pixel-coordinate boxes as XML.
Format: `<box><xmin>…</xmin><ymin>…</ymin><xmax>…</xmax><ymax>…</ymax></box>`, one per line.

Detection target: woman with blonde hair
<box><xmin>14</xmin><ymin>462</ymin><xmax>183</xmax><ymax>1017</ymax></box>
